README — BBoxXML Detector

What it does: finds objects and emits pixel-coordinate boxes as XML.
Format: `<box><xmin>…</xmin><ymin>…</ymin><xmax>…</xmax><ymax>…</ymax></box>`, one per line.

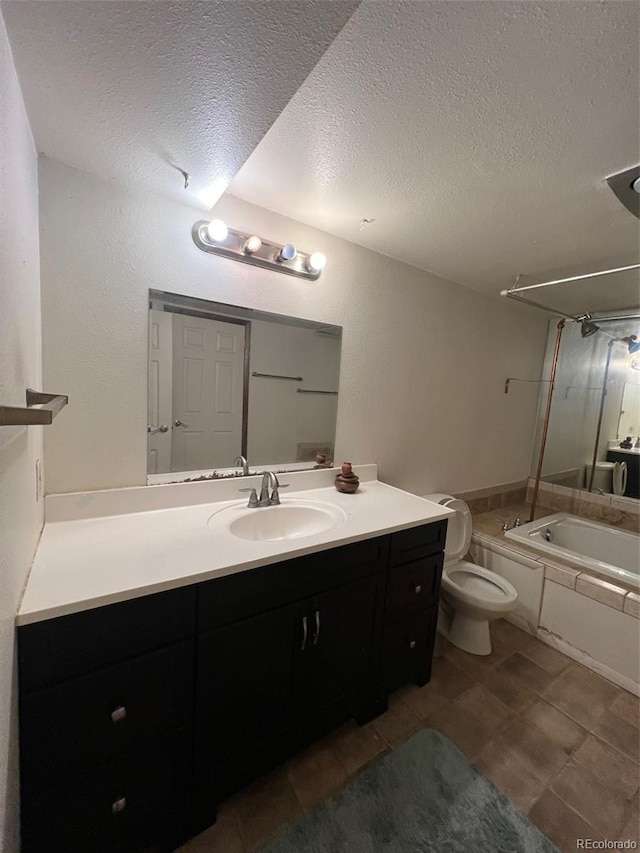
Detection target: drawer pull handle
<box><xmin>413</xmin><ymin>584</ymin><xmax>422</xmax><ymax>594</ymax></box>
<box><xmin>408</xmin><ymin>639</ymin><xmax>417</xmax><ymax>650</ymax></box>
<box><xmin>111</xmin><ymin>706</ymin><xmax>127</xmax><ymax>724</ymax></box>
<box><xmin>111</xmin><ymin>797</ymin><xmax>127</xmax><ymax>815</ymax></box>
<box><xmin>300</xmin><ymin>615</ymin><xmax>308</xmax><ymax>651</ymax></box>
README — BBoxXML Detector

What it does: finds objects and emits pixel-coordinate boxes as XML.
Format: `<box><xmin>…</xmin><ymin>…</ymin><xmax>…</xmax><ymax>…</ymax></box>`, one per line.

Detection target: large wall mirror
<box><xmin>531</xmin><ymin>316</ymin><xmax>640</xmax><ymax>502</ymax></box>
<box><xmin>147</xmin><ymin>291</ymin><xmax>342</xmax><ymax>482</ymax></box>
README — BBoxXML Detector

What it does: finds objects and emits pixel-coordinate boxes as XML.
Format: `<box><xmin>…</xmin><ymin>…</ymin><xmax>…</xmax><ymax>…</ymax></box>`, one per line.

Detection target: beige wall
<box><xmin>39</xmin><ymin>157</ymin><xmax>548</xmax><ymax>497</ymax></box>
<box><xmin>0</xmin><ymin>15</ymin><xmax>43</xmax><ymax>852</ymax></box>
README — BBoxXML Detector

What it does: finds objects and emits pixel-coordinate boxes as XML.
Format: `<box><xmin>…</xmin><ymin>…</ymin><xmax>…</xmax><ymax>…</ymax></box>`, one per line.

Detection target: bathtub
<box><xmin>505</xmin><ymin>512</ymin><xmax>639</xmax><ymax>589</ymax></box>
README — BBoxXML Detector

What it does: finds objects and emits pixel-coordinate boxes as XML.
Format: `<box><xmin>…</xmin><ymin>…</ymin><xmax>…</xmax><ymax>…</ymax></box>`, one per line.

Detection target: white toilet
<box><xmin>423</xmin><ymin>494</ymin><xmax>518</xmax><ymax>656</ymax></box>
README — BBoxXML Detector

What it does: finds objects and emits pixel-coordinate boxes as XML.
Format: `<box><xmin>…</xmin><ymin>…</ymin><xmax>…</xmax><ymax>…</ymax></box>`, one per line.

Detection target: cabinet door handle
<box><xmin>407</xmin><ymin>639</ymin><xmax>417</xmax><ymax>650</ymax></box>
<box><xmin>413</xmin><ymin>583</ymin><xmax>422</xmax><ymax>594</ymax></box>
<box><xmin>111</xmin><ymin>797</ymin><xmax>127</xmax><ymax>815</ymax></box>
<box><xmin>111</xmin><ymin>706</ymin><xmax>127</xmax><ymax>724</ymax></box>
<box><xmin>312</xmin><ymin>609</ymin><xmax>321</xmax><ymax>646</ymax></box>
<box><xmin>300</xmin><ymin>615</ymin><xmax>308</xmax><ymax>651</ymax></box>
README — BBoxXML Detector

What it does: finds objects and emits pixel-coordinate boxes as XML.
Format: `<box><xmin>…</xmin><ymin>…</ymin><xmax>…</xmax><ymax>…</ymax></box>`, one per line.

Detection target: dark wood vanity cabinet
<box><xmin>18</xmin><ymin>587</ymin><xmax>197</xmax><ymax>853</ymax></box>
<box><xmin>18</xmin><ymin>520</ymin><xmax>446</xmax><ymax>852</ymax></box>
<box><xmin>193</xmin><ymin>537</ymin><xmax>389</xmax><ymax>826</ymax></box>
<box><xmin>607</xmin><ymin>449</ymin><xmax>640</xmax><ymax>499</ymax></box>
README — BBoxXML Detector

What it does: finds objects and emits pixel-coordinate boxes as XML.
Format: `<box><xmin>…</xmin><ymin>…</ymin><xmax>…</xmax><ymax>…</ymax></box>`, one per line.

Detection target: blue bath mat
<box><xmin>262</xmin><ymin>729</ymin><xmax>557</xmax><ymax>852</ymax></box>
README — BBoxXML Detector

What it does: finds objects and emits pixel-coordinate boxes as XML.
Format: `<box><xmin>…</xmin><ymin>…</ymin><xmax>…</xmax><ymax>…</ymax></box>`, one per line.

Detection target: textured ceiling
<box><xmin>228</xmin><ymin>0</ymin><xmax>640</xmax><ymax>309</ymax></box>
<box><xmin>2</xmin><ymin>0</ymin><xmax>638</xmax><ymax>313</ymax></box>
<box><xmin>1</xmin><ymin>0</ymin><xmax>359</xmax><ymax>207</ymax></box>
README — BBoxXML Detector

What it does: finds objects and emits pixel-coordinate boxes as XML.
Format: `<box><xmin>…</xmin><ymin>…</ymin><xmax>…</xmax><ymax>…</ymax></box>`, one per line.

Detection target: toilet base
<box><xmin>438</xmin><ymin>606</ymin><xmax>492</xmax><ymax>656</ymax></box>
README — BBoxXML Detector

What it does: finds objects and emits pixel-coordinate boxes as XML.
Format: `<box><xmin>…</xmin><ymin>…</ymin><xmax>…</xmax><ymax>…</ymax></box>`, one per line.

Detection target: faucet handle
<box><xmin>514</xmin><ymin>517</ymin><xmax>521</xmax><ymax>527</ymax></box>
<box><xmin>269</xmin><ymin>484</ymin><xmax>289</xmax><ymax>505</ymax></box>
<box><xmin>238</xmin><ymin>487</ymin><xmax>258</xmax><ymax>508</ymax></box>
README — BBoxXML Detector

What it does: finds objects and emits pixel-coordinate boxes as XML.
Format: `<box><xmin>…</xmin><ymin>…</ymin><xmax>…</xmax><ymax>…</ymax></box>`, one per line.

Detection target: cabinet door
<box><xmin>381</xmin><ymin>608</ymin><xmax>437</xmax><ymax>693</ymax></box>
<box><xmin>294</xmin><ymin>574</ymin><xmax>382</xmax><ymax>720</ymax></box>
<box><xmin>197</xmin><ymin>602</ymin><xmax>302</xmax><ymax>763</ymax></box>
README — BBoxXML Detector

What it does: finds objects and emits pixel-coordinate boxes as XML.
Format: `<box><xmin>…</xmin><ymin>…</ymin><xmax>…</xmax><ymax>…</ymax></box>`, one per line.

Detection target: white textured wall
<box><xmin>0</xmin><ymin>16</ymin><xmax>43</xmax><ymax>852</ymax></box>
<box><xmin>39</xmin><ymin>158</ymin><xmax>548</xmax><ymax>496</ymax></box>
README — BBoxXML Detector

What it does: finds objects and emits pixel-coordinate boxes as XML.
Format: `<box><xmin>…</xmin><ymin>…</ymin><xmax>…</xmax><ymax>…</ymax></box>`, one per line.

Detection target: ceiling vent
<box><xmin>606</xmin><ymin>165</ymin><xmax>640</xmax><ymax>218</ymax></box>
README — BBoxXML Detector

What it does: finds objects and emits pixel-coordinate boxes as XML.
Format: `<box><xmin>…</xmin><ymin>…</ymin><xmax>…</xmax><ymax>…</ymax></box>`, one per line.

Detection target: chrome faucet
<box><xmin>239</xmin><ymin>471</ymin><xmax>288</xmax><ymax>508</ymax></box>
<box><xmin>259</xmin><ymin>471</ymin><xmax>279</xmax><ymax>506</ymax></box>
<box><xmin>233</xmin><ymin>455</ymin><xmax>249</xmax><ymax>476</ymax></box>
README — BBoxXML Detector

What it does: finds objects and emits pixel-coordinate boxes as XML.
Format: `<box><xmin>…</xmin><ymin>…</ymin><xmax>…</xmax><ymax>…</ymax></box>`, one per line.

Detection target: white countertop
<box><xmin>19</xmin><ymin>468</ymin><xmax>453</xmax><ymax>626</ymax></box>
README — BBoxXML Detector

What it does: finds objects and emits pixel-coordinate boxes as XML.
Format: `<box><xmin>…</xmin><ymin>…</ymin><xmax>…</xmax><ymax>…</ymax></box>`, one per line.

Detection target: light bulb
<box><xmin>206</xmin><ymin>219</ymin><xmax>228</xmax><ymax>243</ymax></box>
<box><xmin>307</xmin><ymin>252</ymin><xmax>326</xmax><ymax>273</ymax></box>
<box><xmin>277</xmin><ymin>243</ymin><xmax>297</xmax><ymax>262</ymax></box>
<box><xmin>244</xmin><ymin>235</ymin><xmax>262</xmax><ymax>254</ymax></box>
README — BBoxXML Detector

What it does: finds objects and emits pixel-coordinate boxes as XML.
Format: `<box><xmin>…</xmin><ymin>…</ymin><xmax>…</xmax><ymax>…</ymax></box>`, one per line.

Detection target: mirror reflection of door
<box><xmin>171</xmin><ymin>314</ymin><xmax>246</xmax><ymax>473</ymax></box>
<box><xmin>147</xmin><ymin>310</ymin><xmax>172</xmax><ymax>474</ymax></box>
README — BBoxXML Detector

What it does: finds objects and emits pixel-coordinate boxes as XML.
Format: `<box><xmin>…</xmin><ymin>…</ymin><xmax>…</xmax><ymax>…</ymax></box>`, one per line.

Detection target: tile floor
<box><xmin>178</xmin><ymin>620</ymin><xmax>640</xmax><ymax>853</ymax></box>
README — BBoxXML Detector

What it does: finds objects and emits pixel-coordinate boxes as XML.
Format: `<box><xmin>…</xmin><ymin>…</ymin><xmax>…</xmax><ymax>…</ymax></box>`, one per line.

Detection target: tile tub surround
<box><xmin>18</xmin><ymin>465</ymin><xmax>454</xmax><ymax>625</ymax></box>
<box><xmin>468</xmin><ymin>501</ymin><xmax>640</xmax><ymax>696</ymax></box>
<box><xmin>455</xmin><ymin>480</ymin><xmax>528</xmax><ymax>514</ymax></box>
<box><xmin>527</xmin><ymin>479</ymin><xmax>640</xmax><ymax>534</ymax></box>
<box><xmin>471</xmin><ymin>501</ymin><xmax>640</xmax><ymax>604</ymax></box>
<box><xmin>176</xmin><ymin>622</ymin><xmax>640</xmax><ymax>853</ymax></box>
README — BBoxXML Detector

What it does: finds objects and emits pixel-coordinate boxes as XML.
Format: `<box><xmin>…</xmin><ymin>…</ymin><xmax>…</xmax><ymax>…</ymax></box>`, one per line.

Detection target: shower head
<box><xmin>578</xmin><ymin>315</ymin><xmax>600</xmax><ymax>338</ymax></box>
<box><xmin>623</xmin><ymin>335</ymin><xmax>640</xmax><ymax>353</ymax></box>
<box><xmin>609</xmin><ymin>334</ymin><xmax>640</xmax><ymax>353</ymax></box>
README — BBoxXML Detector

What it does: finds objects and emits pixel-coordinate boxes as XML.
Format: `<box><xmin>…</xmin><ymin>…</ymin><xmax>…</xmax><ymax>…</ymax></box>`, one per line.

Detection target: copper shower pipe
<box><xmin>528</xmin><ymin>319</ymin><xmax>565</xmax><ymax>523</ymax></box>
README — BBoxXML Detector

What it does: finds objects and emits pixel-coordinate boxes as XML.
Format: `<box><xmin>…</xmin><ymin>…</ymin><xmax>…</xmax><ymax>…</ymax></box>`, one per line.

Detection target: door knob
<box><xmin>147</xmin><ymin>425</ymin><xmax>168</xmax><ymax>434</ymax></box>
<box><xmin>174</xmin><ymin>419</ymin><xmax>189</xmax><ymax>427</ymax></box>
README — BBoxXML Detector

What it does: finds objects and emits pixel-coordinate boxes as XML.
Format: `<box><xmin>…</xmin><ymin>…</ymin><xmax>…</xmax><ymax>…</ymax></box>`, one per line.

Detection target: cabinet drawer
<box><xmin>19</xmin><ymin>585</ymin><xmax>196</xmax><ymax>693</ymax></box>
<box><xmin>381</xmin><ymin>609</ymin><xmax>437</xmax><ymax>693</ymax></box>
<box><xmin>20</xmin><ymin>728</ymin><xmax>191</xmax><ymax>853</ymax></box>
<box><xmin>198</xmin><ymin>536</ymin><xmax>388</xmax><ymax>631</ymax></box>
<box><xmin>385</xmin><ymin>554</ymin><xmax>443</xmax><ymax>622</ymax></box>
<box><xmin>20</xmin><ymin>640</ymin><xmax>194</xmax><ymax>795</ymax></box>
<box><xmin>389</xmin><ymin>521</ymin><xmax>447</xmax><ymax>567</ymax></box>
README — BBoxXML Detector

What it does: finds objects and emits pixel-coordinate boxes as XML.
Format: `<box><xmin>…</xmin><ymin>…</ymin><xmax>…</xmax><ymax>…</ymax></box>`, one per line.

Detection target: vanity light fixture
<box><xmin>277</xmin><ymin>243</ymin><xmax>297</xmax><ymax>262</ymax></box>
<box><xmin>206</xmin><ymin>219</ymin><xmax>228</xmax><ymax>243</ymax></box>
<box><xmin>192</xmin><ymin>220</ymin><xmax>325</xmax><ymax>281</ymax></box>
<box><xmin>307</xmin><ymin>252</ymin><xmax>326</xmax><ymax>273</ymax></box>
<box><xmin>244</xmin><ymin>235</ymin><xmax>262</xmax><ymax>254</ymax></box>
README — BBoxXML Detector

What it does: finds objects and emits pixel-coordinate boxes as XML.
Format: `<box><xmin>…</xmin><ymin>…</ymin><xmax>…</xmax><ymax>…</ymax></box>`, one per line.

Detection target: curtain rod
<box><xmin>501</xmin><ymin>263</ymin><xmax>640</xmax><ymax>295</ymax></box>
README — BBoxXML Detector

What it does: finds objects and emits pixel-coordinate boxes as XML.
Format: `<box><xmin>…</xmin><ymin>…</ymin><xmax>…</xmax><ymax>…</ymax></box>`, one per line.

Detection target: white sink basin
<box><xmin>208</xmin><ymin>500</ymin><xmax>347</xmax><ymax>541</ymax></box>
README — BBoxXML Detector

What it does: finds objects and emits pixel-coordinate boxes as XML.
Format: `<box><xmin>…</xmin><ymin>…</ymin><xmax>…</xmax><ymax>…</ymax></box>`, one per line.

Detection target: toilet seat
<box><xmin>422</xmin><ymin>494</ymin><xmax>471</xmax><ymax>560</ymax></box>
<box><xmin>442</xmin><ymin>560</ymin><xmax>517</xmax><ymax>612</ymax></box>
